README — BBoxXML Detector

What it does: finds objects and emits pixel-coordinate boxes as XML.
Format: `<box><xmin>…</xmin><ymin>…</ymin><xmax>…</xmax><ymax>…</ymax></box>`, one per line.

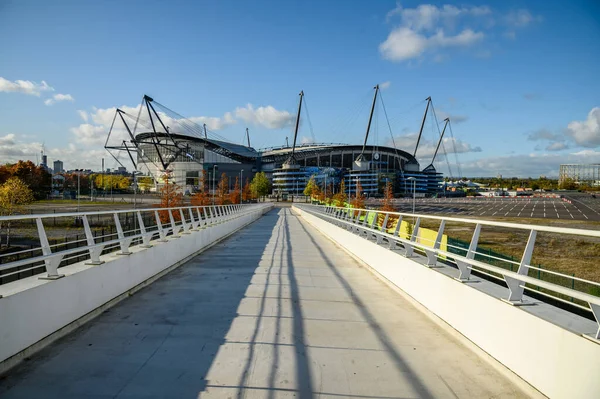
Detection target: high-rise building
<box><xmin>53</xmin><ymin>160</ymin><xmax>64</xmax><ymax>173</ymax></box>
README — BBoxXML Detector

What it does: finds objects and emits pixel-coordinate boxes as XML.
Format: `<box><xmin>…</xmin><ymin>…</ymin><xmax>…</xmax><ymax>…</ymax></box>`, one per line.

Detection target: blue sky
<box><xmin>1</xmin><ymin>0</ymin><xmax>599</xmax><ymax>177</ymax></box>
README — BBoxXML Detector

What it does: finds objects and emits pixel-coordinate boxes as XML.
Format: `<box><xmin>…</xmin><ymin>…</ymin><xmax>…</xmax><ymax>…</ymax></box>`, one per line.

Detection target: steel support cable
<box><xmin>429</xmin><ymin>101</ymin><xmax>454</xmax><ymax>179</ymax></box>
<box><xmin>385</xmin><ymin>98</ymin><xmax>428</xmax><ymax>125</ymax></box>
<box><xmin>448</xmin><ymin>121</ymin><xmax>463</xmax><ymax>178</ymax></box>
<box><xmin>379</xmin><ymin>92</ymin><xmax>404</xmax><ymax>170</ymax></box>
<box><xmin>301</xmin><ymin>95</ymin><xmax>317</xmax><ymax>143</ymax></box>
<box><xmin>328</xmin><ymin>89</ymin><xmax>373</xmax><ymax>141</ymax></box>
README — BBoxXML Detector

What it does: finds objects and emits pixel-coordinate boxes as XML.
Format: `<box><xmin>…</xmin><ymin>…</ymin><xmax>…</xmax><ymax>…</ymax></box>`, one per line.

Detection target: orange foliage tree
<box><xmin>332</xmin><ymin>179</ymin><xmax>348</xmax><ymax>207</ymax></box>
<box><xmin>379</xmin><ymin>180</ymin><xmax>397</xmax><ymax>229</ymax></box>
<box><xmin>229</xmin><ymin>176</ymin><xmax>241</xmax><ymax>204</ymax></box>
<box><xmin>216</xmin><ymin>172</ymin><xmax>230</xmax><ymax>205</ymax></box>
<box><xmin>0</xmin><ymin>160</ymin><xmax>51</xmax><ymax>199</ymax></box>
<box><xmin>350</xmin><ymin>180</ymin><xmax>366</xmax><ymax>216</ymax></box>
<box><xmin>191</xmin><ymin>170</ymin><xmax>211</xmax><ymax>216</ymax></box>
<box><xmin>156</xmin><ymin>170</ymin><xmax>183</xmax><ymax>223</ymax></box>
<box><xmin>325</xmin><ymin>182</ymin><xmax>334</xmax><ymax>205</ymax></box>
<box><xmin>242</xmin><ymin>177</ymin><xmax>252</xmax><ymax>201</ymax></box>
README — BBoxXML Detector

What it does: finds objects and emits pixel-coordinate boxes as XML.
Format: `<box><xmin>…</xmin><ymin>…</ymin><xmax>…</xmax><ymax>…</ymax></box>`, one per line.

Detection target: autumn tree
<box><xmin>0</xmin><ymin>177</ymin><xmax>34</xmax><ymax>248</ymax></box>
<box><xmin>303</xmin><ymin>175</ymin><xmax>317</xmax><ymax>197</ymax></box>
<box><xmin>242</xmin><ymin>177</ymin><xmax>252</xmax><ymax>201</ymax></box>
<box><xmin>250</xmin><ymin>172</ymin><xmax>270</xmax><ymax>201</ymax></box>
<box><xmin>137</xmin><ymin>176</ymin><xmax>154</xmax><ymax>193</ymax></box>
<box><xmin>191</xmin><ymin>170</ymin><xmax>211</xmax><ymax>209</ymax></box>
<box><xmin>216</xmin><ymin>172</ymin><xmax>230</xmax><ymax>205</ymax></box>
<box><xmin>156</xmin><ymin>170</ymin><xmax>183</xmax><ymax>222</ymax></box>
<box><xmin>325</xmin><ymin>182</ymin><xmax>334</xmax><ymax>205</ymax></box>
<box><xmin>0</xmin><ymin>161</ymin><xmax>51</xmax><ymax>199</ymax></box>
<box><xmin>350</xmin><ymin>180</ymin><xmax>366</xmax><ymax>216</ymax></box>
<box><xmin>229</xmin><ymin>176</ymin><xmax>241</xmax><ymax>204</ymax></box>
<box><xmin>333</xmin><ymin>179</ymin><xmax>348</xmax><ymax>207</ymax></box>
<box><xmin>379</xmin><ymin>180</ymin><xmax>397</xmax><ymax>228</ymax></box>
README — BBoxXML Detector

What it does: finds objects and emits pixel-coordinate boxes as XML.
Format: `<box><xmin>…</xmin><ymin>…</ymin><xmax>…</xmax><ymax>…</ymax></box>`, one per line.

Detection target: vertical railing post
<box><xmin>455</xmin><ymin>223</ymin><xmax>481</xmax><ymax>281</ymax></box>
<box><xmin>388</xmin><ymin>215</ymin><xmax>403</xmax><ymax>249</ymax></box>
<box><xmin>155</xmin><ymin>210</ymin><xmax>167</xmax><ymax>242</ymax></box>
<box><xmin>114</xmin><ymin>213</ymin><xmax>133</xmax><ymax>255</ymax></box>
<box><xmin>404</xmin><ymin>217</ymin><xmax>421</xmax><ymax>257</ymax></box>
<box><xmin>504</xmin><ymin>229</ymin><xmax>537</xmax><ymax>304</ymax></box>
<box><xmin>189</xmin><ymin>208</ymin><xmax>198</xmax><ymax>230</ymax></box>
<box><xmin>169</xmin><ymin>209</ymin><xmax>181</xmax><ymax>236</ymax></box>
<box><xmin>83</xmin><ymin>215</ymin><xmax>105</xmax><ymax>264</ymax></box>
<box><xmin>425</xmin><ymin>220</ymin><xmax>445</xmax><ymax>267</ymax></box>
<box><xmin>179</xmin><ymin>208</ymin><xmax>190</xmax><ymax>234</ymax></box>
<box><xmin>197</xmin><ymin>207</ymin><xmax>206</xmax><ymax>228</ymax></box>
<box><xmin>137</xmin><ymin>211</ymin><xmax>152</xmax><ymax>247</ymax></box>
<box><xmin>36</xmin><ymin>218</ymin><xmax>65</xmax><ymax>279</ymax></box>
<box><xmin>208</xmin><ymin>206</ymin><xmax>215</xmax><ymax>225</ymax></box>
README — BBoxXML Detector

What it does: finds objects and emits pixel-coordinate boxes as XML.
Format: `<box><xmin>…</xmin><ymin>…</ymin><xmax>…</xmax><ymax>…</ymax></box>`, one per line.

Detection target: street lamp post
<box><xmin>77</xmin><ymin>172</ymin><xmax>80</xmax><ymax>213</ymax></box>
<box><xmin>212</xmin><ymin>165</ymin><xmax>218</xmax><ymax>205</ymax></box>
<box><xmin>240</xmin><ymin>169</ymin><xmax>244</xmax><ymax>204</ymax></box>
<box><xmin>407</xmin><ymin>177</ymin><xmax>416</xmax><ymax>214</ymax></box>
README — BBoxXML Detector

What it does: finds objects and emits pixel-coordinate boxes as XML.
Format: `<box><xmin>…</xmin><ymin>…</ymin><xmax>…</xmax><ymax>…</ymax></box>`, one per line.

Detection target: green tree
<box><xmin>137</xmin><ymin>176</ymin><xmax>154</xmax><ymax>193</ymax></box>
<box><xmin>0</xmin><ymin>177</ymin><xmax>34</xmax><ymax>248</ymax></box>
<box><xmin>559</xmin><ymin>178</ymin><xmax>578</xmax><ymax>190</ymax></box>
<box><xmin>250</xmin><ymin>172</ymin><xmax>271</xmax><ymax>201</ymax></box>
<box><xmin>303</xmin><ymin>175</ymin><xmax>317</xmax><ymax>197</ymax></box>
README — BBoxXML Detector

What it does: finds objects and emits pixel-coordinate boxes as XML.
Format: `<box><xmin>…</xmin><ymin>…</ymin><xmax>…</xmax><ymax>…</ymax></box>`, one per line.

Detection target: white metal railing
<box><xmin>0</xmin><ymin>204</ymin><xmax>269</xmax><ymax>284</ymax></box>
<box><xmin>296</xmin><ymin>204</ymin><xmax>600</xmax><ymax>340</ymax></box>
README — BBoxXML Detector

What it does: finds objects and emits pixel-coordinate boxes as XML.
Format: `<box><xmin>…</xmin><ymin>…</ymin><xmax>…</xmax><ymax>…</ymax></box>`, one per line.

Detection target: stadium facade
<box><xmin>134</xmin><ymin>134</ymin><xmax>442</xmax><ymax>196</ymax></box>
<box><xmin>105</xmin><ymin>94</ymin><xmax>446</xmax><ymax>197</ymax></box>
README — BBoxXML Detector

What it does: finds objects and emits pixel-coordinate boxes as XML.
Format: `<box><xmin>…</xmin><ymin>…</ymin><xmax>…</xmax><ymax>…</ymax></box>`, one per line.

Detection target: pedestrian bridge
<box><xmin>0</xmin><ymin>204</ymin><xmax>599</xmax><ymax>398</ymax></box>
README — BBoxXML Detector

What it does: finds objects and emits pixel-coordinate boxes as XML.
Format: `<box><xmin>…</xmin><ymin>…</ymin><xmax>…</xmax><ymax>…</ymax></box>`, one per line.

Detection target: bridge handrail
<box><xmin>0</xmin><ymin>204</ymin><xmax>269</xmax><ymax>283</ymax></box>
<box><xmin>295</xmin><ymin>204</ymin><xmax>600</xmax><ymax>339</ymax></box>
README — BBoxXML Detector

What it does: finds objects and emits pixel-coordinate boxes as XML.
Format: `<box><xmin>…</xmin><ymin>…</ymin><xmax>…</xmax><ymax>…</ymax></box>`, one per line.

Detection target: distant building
<box><xmin>53</xmin><ymin>160</ymin><xmax>64</xmax><ymax>173</ymax></box>
<box><xmin>117</xmin><ymin>166</ymin><xmax>127</xmax><ymax>174</ymax></box>
<box><xmin>559</xmin><ymin>164</ymin><xmax>600</xmax><ymax>186</ymax></box>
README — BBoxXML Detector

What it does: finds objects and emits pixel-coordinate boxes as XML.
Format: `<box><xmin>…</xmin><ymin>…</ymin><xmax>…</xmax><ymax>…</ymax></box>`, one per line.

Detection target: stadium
<box><xmin>105</xmin><ymin>93</ymin><xmax>446</xmax><ymax>197</ymax></box>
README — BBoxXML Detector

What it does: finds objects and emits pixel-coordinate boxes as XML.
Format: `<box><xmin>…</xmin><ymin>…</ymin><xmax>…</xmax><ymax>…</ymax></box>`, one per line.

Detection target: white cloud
<box><xmin>459</xmin><ymin>149</ymin><xmax>600</xmax><ymax>178</ymax></box>
<box><xmin>188</xmin><ymin>112</ymin><xmax>237</xmax><ymax>131</ymax></box>
<box><xmin>0</xmin><ymin>133</ymin><xmax>16</xmax><ymax>146</ymax></box>
<box><xmin>77</xmin><ymin>110</ymin><xmax>89</xmax><ymax>122</ymax></box>
<box><xmin>380</xmin><ymin>81</ymin><xmax>391</xmax><ymax>90</ymax></box>
<box><xmin>70</xmin><ymin>123</ymin><xmax>107</xmax><ymax>146</ymax></box>
<box><xmin>235</xmin><ymin>104</ymin><xmax>295</xmax><ymax>129</ymax></box>
<box><xmin>379</xmin><ymin>27</ymin><xmax>429</xmax><ymax>60</ymax></box>
<box><xmin>566</xmin><ymin>107</ymin><xmax>600</xmax><ymax>148</ymax></box>
<box><xmin>546</xmin><ymin>142</ymin><xmax>568</xmax><ymax>151</ymax></box>
<box><xmin>0</xmin><ymin>77</ymin><xmax>54</xmax><ymax>96</ymax></box>
<box><xmin>380</xmin><ymin>4</ymin><xmax>539</xmax><ymax>62</ymax></box>
<box><xmin>387</xmin><ymin>132</ymin><xmax>481</xmax><ymax>159</ymax></box>
<box><xmin>436</xmin><ymin>110</ymin><xmax>469</xmax><ymax>124</ymax></box>
<box><xmin>44</xmin><ymin>93</ymin><xmax>74</xmax><ymax>106</ymax></box>
<box><xmin>505</xmin><ymin>9</ymin><xmax>542</xmax><ymax>27</ymax></box>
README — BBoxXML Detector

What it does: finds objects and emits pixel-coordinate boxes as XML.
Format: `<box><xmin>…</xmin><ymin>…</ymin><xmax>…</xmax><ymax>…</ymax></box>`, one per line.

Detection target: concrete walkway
<box><xmin>0</xmin><ymin>208</ymin><xmax>529</xmax><ymax>398</ymax></box>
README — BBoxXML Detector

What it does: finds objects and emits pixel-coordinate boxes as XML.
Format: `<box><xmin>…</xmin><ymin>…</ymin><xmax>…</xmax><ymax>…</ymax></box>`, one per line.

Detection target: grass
<box><xmin>418</xmin><ymin>216</ymin><xmax>600</xmax><ymax>287</ymax></box>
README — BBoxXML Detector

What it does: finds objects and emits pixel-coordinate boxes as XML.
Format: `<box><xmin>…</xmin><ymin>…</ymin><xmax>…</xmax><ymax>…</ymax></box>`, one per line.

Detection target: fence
<box><xmin>0</xmin><ymin>204</ymin><xmax>261</xmax><ymax>285</ymax></box>
<box><xmin>297</xmin><ymin>204</ymin><xmax>600</xmax><ymax>340</ymax></box>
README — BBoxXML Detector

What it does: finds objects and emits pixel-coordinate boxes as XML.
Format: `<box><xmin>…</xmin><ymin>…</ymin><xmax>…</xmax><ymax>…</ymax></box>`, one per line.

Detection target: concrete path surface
<box><xmin>0</xmin><ymin>208</ymin><xmax>531</xmax><ymax>398</ymax></box>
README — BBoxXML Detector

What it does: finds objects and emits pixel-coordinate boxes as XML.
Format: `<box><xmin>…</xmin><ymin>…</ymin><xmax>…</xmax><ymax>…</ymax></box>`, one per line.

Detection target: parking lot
<box><xmin>369</xmin><ymin>196</ymin><xmax>600</xmax><ymax>222</ymax></box>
